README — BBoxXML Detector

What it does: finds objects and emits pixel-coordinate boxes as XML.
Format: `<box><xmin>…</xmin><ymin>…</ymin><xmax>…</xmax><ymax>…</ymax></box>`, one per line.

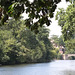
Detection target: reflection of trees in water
<box><xmin>63</xmin><ymin>70</ymin><xmax>75</xmax><ymax>75</ymax></box>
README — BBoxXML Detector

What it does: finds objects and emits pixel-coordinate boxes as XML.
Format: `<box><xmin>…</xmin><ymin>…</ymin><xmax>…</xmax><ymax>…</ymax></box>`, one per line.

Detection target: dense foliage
<box><xmin>56</xmin><ymin>2</ymin><xmax>75</xmax><ymax>54</ymax></box>
<box><xmin>0</xmin><ymin>0</ymin><xmax>69</xmax><ymax>33</ymax></box>
<box><xmin>51</xmin><ymin>35</ymin><xmax>65</xmax><ymax>47</ymax></box>
<box><xmin>0</xmin><ymin>19</ymin><xmax>55</xmax><ymax>65</ymax></box>
<box><xmin>50</xmin><ymin>35</ymin><xmax>65</xmax><ymax>59</ymax></box>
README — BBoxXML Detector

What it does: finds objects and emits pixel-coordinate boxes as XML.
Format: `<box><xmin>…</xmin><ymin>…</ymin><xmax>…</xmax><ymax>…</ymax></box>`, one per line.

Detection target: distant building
<box><xmin>59</xmin><ymin>46</ymin><xmax>65</xmax><ymax>54</ymax></box>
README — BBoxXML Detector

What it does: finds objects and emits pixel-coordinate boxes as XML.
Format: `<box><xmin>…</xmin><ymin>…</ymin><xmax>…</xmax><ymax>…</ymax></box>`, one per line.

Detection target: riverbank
<box><xmin>0</xmin><ymin>60</ymin><xmax>52</xmax><ymax>66</ymax></box>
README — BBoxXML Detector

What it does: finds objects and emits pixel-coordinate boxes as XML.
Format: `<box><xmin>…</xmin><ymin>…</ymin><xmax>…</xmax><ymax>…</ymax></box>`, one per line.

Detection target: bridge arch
<box><xmin>63</xmin><ymin>54</ymin><xmax>75</xmax><ymax>60</ymax></box>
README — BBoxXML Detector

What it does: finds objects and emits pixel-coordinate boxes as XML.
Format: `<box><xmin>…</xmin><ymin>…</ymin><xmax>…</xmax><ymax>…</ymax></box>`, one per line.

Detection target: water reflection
<box><xmin>0</xmin><ymin>60</ymin><xmax>75</xmax><ymax>75</ymax></box>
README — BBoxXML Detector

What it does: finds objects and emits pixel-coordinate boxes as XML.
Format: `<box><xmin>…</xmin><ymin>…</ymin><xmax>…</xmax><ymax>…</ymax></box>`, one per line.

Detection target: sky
<box><xmin>48</xmin><ymin>0</ymin><xmax>70</xmax><ymax>38</ymax></box>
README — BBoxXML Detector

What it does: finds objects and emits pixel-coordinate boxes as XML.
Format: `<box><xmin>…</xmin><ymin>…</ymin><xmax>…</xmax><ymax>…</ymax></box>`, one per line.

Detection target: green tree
<box><xmin>56</xmin><ymin>4</ymin><xmax>75</xmax><ymax>40</ymax></box>
<box><xmin>59</xmin><ymin>35</ymin><xmax>65</xmax><ymax>46</ymax></box>
<box><xmin>56</xmin><ymin>3</ymin><xmax>75</xmax><ymax>54</ymax></box>
<box><xmin>50</xmin><ymin>35</ymin><xmax>65</xmax><ymax>46</ymax></box>
<box><xmin>51</xmin><ymin>35</ymin><xmax>59</xmax><ymax>46</ymax></box>
<box><xmin>0</xmin><ymin>19</ymin><xmax>55</xmax><ymax>65</ymax></box>
<box><xmin>0</xmin><ymin>0</ymin><xmax>69</xmax><ymax>32</ymax></box>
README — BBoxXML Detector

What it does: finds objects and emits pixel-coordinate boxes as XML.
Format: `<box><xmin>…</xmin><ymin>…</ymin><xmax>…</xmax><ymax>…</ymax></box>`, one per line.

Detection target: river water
<box><xmin>0</xmin><ymin>60</ymin><xmax>75</xmax><ymax>75</ymax></box>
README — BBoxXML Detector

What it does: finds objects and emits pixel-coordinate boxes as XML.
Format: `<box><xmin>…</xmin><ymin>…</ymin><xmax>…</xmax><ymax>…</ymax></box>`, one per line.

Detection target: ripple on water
<box><xmin>0</xmin><ymin>60</ymin><xmax>75</xmax><ymax>75</ymax></box>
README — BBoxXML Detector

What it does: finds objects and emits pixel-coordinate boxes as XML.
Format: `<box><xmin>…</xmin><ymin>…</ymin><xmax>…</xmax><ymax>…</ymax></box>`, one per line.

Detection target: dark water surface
<box><xmin>0</xmin><ymin>60</ymin><xmax>75</xmax><ymax>75</ymax></box>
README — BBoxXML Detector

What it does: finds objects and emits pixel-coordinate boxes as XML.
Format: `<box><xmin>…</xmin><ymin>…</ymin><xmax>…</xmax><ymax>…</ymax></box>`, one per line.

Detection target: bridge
<box><xmin>62</xmin><ymin>54</ymin><xmax>75</xmax><ymax>60</ymax></box>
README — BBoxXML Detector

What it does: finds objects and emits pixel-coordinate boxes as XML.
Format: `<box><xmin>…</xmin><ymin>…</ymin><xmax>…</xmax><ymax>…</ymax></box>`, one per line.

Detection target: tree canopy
<box><xmin>50</xmin><ymin>35</ymin><xmax>65</xmax><ymax>47</ymax></box>
<box><xmin>0</xmin><ymin>0</ymin><xmax>69</xmax><ymax>32</ymax></box>
<box><xmin>0</xmin><ymin>19</ymin><xmax>56</xmax><ymax>65</ymax></box>
<box><xmin>56</xmin><ymin>4</ymin><xmax>75</xmax><ymax>41</ymax></box>
<box><xmin>56</xmin><ymin>2</ymin><xmax>75</xmax><ymax>54</ymax></box>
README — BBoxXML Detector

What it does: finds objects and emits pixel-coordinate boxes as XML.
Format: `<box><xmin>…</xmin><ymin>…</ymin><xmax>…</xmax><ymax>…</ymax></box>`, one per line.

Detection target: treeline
<box><xmin>0</xmin><ymin>19</ymin><xmax>55</xmax><ymax>65</ymax></box>
<box><xmin>56</xmin><ymin>3</ymin><xmax>75</xmax><ymax>55</ymax></box>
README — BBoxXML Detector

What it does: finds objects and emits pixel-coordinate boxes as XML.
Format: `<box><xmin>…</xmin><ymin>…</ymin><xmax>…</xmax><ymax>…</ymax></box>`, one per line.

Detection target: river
<box><xmin>0</xmin><ymin>60</ymin><xmax>75</xmax><ymax>75</ymax></box>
